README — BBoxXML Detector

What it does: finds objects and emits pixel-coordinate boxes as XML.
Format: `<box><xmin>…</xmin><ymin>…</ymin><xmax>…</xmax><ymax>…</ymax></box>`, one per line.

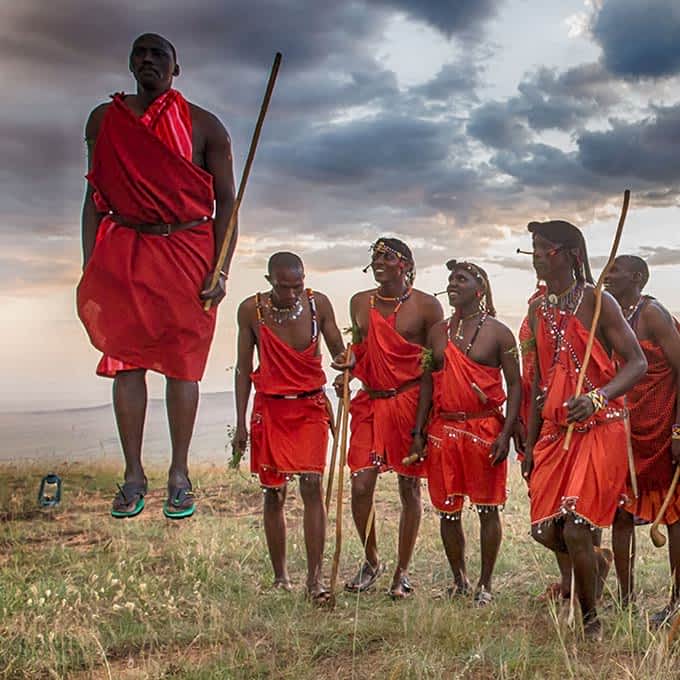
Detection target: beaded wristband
<box><xmin>585</xmin><ymin>388</ymin><xmax>608</xmax><ymax>413</ymax></box>
<box><xmin>672</xmin><ymin>424</ymin><xmax>680</xmax><ymax>440</ymax></box>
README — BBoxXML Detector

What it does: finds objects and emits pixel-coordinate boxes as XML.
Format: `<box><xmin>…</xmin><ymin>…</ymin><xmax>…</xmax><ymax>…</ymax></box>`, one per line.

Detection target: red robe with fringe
<box><xmin>348</xmin><ymin>307</ymin><xmax>426</xmax><ymax>478</ymax></box>
<box><xmin>625</xmin><ymin>337</ymin><xmax>680</xmax><ymax>524</ymax></box>
<box><xmin>77</xmin><ymin>90</ymin><xmax>216</xmax><ymax>381</ymax></box>
<box><xmin>529</xmin><ymin>304</ymin><xmax>628</xmax><ymax>529</ymax></box>
<box><xmin>249</xmin><ymin>297</ymin><xmax>329</xmax><ymax>487</ymax></box>
<box><xmin>427</xmin><ymin>340</ymin><xmax>507</xmax><ymax>515</ymax></box>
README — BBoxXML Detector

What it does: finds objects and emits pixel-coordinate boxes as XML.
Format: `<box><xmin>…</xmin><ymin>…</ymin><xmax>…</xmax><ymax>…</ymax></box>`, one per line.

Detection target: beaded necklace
<box><xmin>539</xmin><ymin>283</ymin><xmax>596</xmax><ymax>392</ymax></box>
<box><xmin>265</xmin><ymin>294</ymin><xmax>304</xmax><ymax>325</ymax></box>
<box><xmin>373</xmin><ymin>286</ymin><xmax>412</xmax><ymax>314</ymax></box>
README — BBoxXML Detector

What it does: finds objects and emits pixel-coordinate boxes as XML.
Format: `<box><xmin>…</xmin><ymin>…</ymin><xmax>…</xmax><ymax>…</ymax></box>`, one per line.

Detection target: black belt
<box><xmin>363</xmin><ymin>377</ymin><xmax>420</xmax><ymax>400</ymax></box>
<box><xmin>108</xmin><ymin>213</ymin><xmax>210</xmax><ymax>236</ymax></box>
<box><xmin>262</xmin><ymin>388</ymin><xmax>324</xmax><ymax>400</ymax></box>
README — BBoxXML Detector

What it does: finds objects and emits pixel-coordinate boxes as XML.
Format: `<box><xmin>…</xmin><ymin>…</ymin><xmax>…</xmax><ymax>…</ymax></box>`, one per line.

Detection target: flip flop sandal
<box><xmin>344</xmin><ymin>561</ymin><xmax>385</xmax><ymax>593</ymax></box>
<box><xmin>473</xmin><ymin>588</ymin><xmax>493</xmax><ymax>607</ymax></box>
<box><xmin>446</xmin><ymin>583</ymin><xmax>472</xmax><ymax>599</ymax></box>
<box><xmin>306</xmin><ymin>586</ymin><xmax>333</xmax><ymax>606</ymax></box>
<box><xmin>163</xmin><ymin>483</ymin><xmax>196</xmax><ymax>519</ymax></box>
<box><xmin>111</xmin><ymin>478</ymin><xmax>148</xmax><ymax>519</ymax></box>
<box><xmin>650</xmin><ymin>602</ymin><xmax>680</xmax><ymax>628</ymax></box>
<box><xmin>389</xmin><ymin>574</ymin><xmax>414</xmax><ymax>600</ymax></box>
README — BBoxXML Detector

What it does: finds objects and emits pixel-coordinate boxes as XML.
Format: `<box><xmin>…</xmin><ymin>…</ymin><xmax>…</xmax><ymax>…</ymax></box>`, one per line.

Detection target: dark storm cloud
<box><xmin>468</xmin><ymin>62</ymin><xmax>619</xmax><ymax>150</ymax></box>
<box><xmin>592</xmin><ymin>0</ymin><xmax>680</xmax><ymax>79</ymax></box>
<box><xmin>578</xmin><ymin>104</ymin><xmax>680</xmax><ymax>184</ymax></box>
<box><xmin>370</xmin><ymin>0</ymin><xmax>502</xmax><ymax>37</ymax></box>
<box><xmin>467</xmin><ymin>100</ymin><xmax>529</xmax><ymax>149</ymax></box>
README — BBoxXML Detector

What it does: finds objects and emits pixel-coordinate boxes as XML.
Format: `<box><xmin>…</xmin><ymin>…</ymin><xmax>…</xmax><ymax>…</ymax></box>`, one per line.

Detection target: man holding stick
<box><xmin>522</xmin><ymin>221</ymin><xmax>646</xmax><ymax>638</ymax></box>
<box><xmin>605</xmin><ymin>255</ymin><xmax>680</xmax><ymax>624</ymax></box>
<box><xmin>233</xmin><ymin>252</ymin><xmax>351</xmax><ymax>602</ymax></box>
<box><xmin>77</xmin><ymin>34</ymin><xmax>236</xmax><ymax>519</ymax></box>
<box><xmin>338</xmin><ymin>238</ymin><xmax>443</xmax><ymax>598</ymax></box>
<box><xmin>408</xmin><ymin>260</ymin><xmax>521</xmax><ymax>605</ymax></box>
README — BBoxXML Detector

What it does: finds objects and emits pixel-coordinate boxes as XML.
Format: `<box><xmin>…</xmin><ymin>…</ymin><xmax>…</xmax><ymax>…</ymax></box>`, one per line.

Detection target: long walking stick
<box><xmin>623</xmin><ymin>411</ymin><xmax>639</xmax><ymax>499</ymax></box>
<box><xmin>329</xmin><ymin>345</ymin><xmax>352</xmax><ymax>602</ymax></box>
<box><xmin>204</xmin><ymin>52</ymin><xmax>282</xmax><ymax>311</ymax></box>
<box><xmin>325</xmin><ymin>347</ymin><xmax>352</xmax><ymax>513</ymax></box>
<box><xmin>563</xmin><ymin>190</ymin><xmax>630</xmax><ymax>450</ymax></box>
<box><xmin>650</xmin><ymin>466</ymin><xmax>680</xmax><ymax>548</ymax></box>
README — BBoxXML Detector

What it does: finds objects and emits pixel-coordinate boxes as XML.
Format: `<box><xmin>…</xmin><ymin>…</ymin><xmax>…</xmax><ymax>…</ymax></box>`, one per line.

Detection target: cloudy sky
<box><xmin>2</xmin><ymin>0</ymin><xmax>680</xmax><ymax>410</ymax></box>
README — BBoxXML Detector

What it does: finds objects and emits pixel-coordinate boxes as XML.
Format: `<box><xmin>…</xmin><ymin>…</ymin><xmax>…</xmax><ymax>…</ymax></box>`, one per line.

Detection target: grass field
<box><xmin>1</xmin><ymin>462</ymin><xmax>678</xmax><ymax>679</ymax></box>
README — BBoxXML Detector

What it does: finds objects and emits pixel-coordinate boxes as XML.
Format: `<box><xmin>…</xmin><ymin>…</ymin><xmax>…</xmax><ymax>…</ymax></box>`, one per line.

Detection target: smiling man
<box><xmin>338</xmin><ymin>237</ymin><xmax>443</xmax><ymax>599</ymax></box>
<box><xmin>408</xmin><ymin>259</ymin><xmax>521</xmax><ymax>605</ymax></box>
<box><xmin>77</xmin><ymin>33</ymin><xmax>236</xmax><ymax>519</ymax></box>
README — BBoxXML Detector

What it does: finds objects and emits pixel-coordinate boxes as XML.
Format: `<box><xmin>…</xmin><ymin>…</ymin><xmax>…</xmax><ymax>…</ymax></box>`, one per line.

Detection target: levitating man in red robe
<box><xmin>409</xmin><ymin>260</ymin><xmax>521</xmax><ymax>605</ymax></box>
<box><xmin>233</xmin><ymin>252</ymin><xmax>351</xmax><ymax>601</ymax></box>
<box><xmin>77</xmin><ymin>34</ymin><xmax>236</xmax><ymax>519</ymax></box>
<box><xmin>605</xmin><ymin>256</ymin><xmax>680</xmax><ymax>625</ymax></box>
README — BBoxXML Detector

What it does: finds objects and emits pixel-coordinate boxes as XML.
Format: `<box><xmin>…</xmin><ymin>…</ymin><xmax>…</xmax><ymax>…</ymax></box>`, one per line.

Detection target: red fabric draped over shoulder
<box><xmin>529</xmin><ymin>303</ymin><xmax>628</xmax><ymax>528</ymax></box>
<box><xmin>77</xmin><ymin>91</ymin><xmax>216</xmax><ymax>381</ymax></box>
<box><xmin>625</xmin><ymin>336</ymin><xmax>680</xmax><ymax>524</ymax></box>
<box><xmin>249</xmin><ymin>292</ymin><xmax>329</xmax><ymax>487</ymax></box>
<box><xmin>427</xmin><ymin>342</ymin><xmax>507</xmax><ymax>515</ymax></box>
<box><xmin>348</xmin><ymin>307</ymin><xmax>425</xmax><ymax>478</ymax></box>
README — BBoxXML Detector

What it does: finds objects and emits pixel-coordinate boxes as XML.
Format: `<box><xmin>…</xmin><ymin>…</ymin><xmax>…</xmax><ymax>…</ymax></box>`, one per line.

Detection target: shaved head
<box><xmin>617</xmin><ymin>255</ymin><xmax>649</xmax><ymax>288</ymax></box>
<box><xmin>131</xmin><ymin>33</ymin><xmax>177</xmax><ymax>62</ymax></box>
<box><xmin>267</xmin><ymin>251</ymin><xmax>304</xmax><ymax>276</ymax></box>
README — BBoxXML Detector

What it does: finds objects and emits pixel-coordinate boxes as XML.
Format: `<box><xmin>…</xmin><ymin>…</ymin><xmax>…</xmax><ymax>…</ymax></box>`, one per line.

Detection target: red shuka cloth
<box><xmin>624</xmin><ymin>338</ymin><xmax>680</xmax><ymax>524</ymax></box>
<box><xmin>77</xmin><ymin>90</ymin><xmax>216</xmax><ymax>381</ymax></box>
<box><xmin>250</xmin><ymin>310</ymin><xmax>328</xmax><ymax>488</ymax></box>
<box><xmin>529</xmin><ymin>308</ymin><xmax>628</xmax><ymax>528</ymax></box>
<box><xmin>348</xmin><ymin>307</ymin><xmax>425</xmax><ymax>478</ymax></box>
<box><xmin>427</xmin><ymin>341</ymin><xmax>507</xmax><ymax>514</ymax></box>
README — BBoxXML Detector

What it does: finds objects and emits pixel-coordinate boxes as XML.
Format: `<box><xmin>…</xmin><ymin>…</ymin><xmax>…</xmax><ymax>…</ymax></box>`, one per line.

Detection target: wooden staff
<box><xmin>329</xmin><ymin>344</ymin><xmax>352</xmax><ymax>602</ymax></box>
<box><xmin>325</xmin><ymin>346</ymin><xmax>352</xmax><ymax>513</ymax></box>
<box><xmin>650</xmin><ymin>466</ymin><xmax>680</xmax><ymax>548</ymax></box>
<box><xmin>203</xmin><ymin>52</ymin><xmax>282</xmax><ymax>311</ymax></box>
<box><xmin>623</xmin><ymin>411</ymin><xmax>639</xmax><ymax>499</ymax></box>
<box><xmin>563</xmin><ymin>189</ymin><xmax>630</xmax><ymax>451</ymax></box>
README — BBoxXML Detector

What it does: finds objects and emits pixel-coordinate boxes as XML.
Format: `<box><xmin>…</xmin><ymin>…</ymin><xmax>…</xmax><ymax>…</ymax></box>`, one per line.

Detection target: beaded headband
<box><xmin>371</xmin><ymin>240</ymin><xmax>413</xmax><ymax>263</ymax></box>
<box><xmin>446</xmin><ymin>259</ymin><xmax>485</xmax><ymax>283</ymax></box>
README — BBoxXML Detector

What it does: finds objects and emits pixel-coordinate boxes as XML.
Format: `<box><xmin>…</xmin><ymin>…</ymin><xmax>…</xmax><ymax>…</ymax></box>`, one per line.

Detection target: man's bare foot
<box><xmin>272</xmin><ymin>578</ymin><xmax>293</xmax><ymax>592</ymax></box>
<box><xmin>538</xmin><ymin>582</ymin><xmax>570</xmax><ymax>602</ymax></box>
<box><xmin>389</xmin><ymin>570</ymin><xmax>413</xmax><ymax>600</ymax></box>
<box><xmin>595</xmin><ymin>547</ymin><xmax>613</xmax><ymax>601</ymax></box>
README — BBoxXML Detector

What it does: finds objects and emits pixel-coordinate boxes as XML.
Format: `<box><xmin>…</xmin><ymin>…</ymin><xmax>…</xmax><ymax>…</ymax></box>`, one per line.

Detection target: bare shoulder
<box><xmin>350</xmin><ymin>289</ymin><xmax>374</xmax><ymax>307</ymax></box>
<box><xmin>642</xmin><ymin>297</ymin><xmax>674</xmax><ymax>328</ymax></box>
<box><xmin>187</xmin><ymin>102</ymin><xmax>230</xmax><ymax>139</ymax></box>
<box><xmin>411</xmin><ymin>288</ymin><xmax>439</xmax><ymax>307</ymax></box>
<box><xmin>486</xmin><ymin>316</ymin><xmax>516</xmax><ymax>347</ymax></box>
<box><xmin>312</xmin><ymin>290</ymin><xmax>334</xmax><ymax>313</ymax></box>
<box><xmin>237</xmin><ymin>294</ymin><xmax>258</xmax><ymax>322</ymax></box>
<box><xmin>85</xmin><ymin>102</ymin><xmax>111</xmax><ymax>140</ymax></box>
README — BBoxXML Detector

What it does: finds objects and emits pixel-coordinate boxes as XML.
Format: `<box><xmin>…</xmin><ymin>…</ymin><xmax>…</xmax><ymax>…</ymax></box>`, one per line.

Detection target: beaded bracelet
<box><xmin>672</xmin><ymin>424</ymin><xmax>680</xmax><ymax>440</ymax></box>
<box><xmin>585</xmin><ymin>388</ymin><xmax>608</xmax><ymax>413</ymax></box>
